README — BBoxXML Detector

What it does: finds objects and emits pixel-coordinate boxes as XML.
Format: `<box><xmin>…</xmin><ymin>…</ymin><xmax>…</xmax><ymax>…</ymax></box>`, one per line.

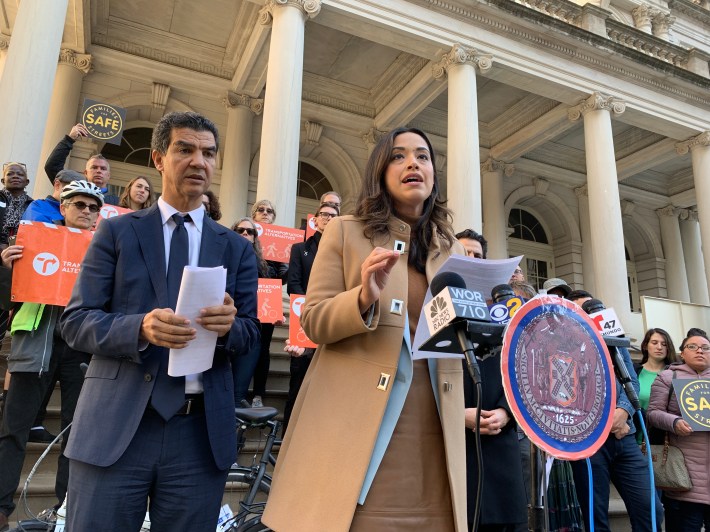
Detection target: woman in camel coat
<box><xmin>263</xmin><ymin>127</ymin><xmax>466</xmax><ymax>531</ymax></box>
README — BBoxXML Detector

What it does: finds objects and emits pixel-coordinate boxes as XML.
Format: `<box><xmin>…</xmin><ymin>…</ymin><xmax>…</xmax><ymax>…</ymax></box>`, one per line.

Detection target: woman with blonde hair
<box><xmin>118</xmin><ymin>176</ymin><xmax>153</xmax><ymax>210</ymax></box>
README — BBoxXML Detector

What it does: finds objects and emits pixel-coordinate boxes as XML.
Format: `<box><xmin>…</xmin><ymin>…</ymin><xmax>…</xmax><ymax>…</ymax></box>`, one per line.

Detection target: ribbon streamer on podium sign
<box><xmin>501</xmin><ymin>295</ymin><xmax>616</xmax><ymax>460</ymax></box>
<box><xmin>254</xmin><ymin>222</ymin><xmax>305</xmax><ymax>264</ymax></box>
<box><xmin>288</xmin><ymin>294</ymin><xmax>317</xmax><ymax>349</ymax></box>
<box><xmin>12</xmin><ymin>221</ymin><xmax>94</xmax><ymax>306</ymax></box>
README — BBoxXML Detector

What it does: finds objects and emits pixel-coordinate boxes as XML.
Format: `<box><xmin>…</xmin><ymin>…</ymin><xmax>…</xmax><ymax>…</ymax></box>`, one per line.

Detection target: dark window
<box><xmin>297</xmin><ymin>162</ymin><xmax>332</xmax><ymax>200</ymax></box>
<box><xmin>101</xmin><ymin>127</ymin><xmax>155</xmax><ymax>168</ymax></box>
<box><xmin>508</xmin><ymin>208</ymin><xmax>548</xmax><ymax>244</ymax></box>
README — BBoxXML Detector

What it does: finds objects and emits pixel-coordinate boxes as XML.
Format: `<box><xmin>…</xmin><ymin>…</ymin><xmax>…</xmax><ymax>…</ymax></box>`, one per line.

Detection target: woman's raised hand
<box><xmin>358</xmin><ymin>247</ymin><xmax>401</xmax><ymax>313</ymax></box>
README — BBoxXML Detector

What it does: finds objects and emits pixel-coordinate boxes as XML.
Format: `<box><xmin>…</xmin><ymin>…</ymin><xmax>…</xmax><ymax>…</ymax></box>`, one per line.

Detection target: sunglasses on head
<box><xmin>256</xmin><ymin>207</ymin><xmax>274</xmax><ymax>215</ymax></box>
<box><xmin>66</xmin><ymin>201</ymin><xmax>100</xmax><ymax>213</ymax></box>
<box><xmin>235</xmin><ymin>227</ymin><xmax>257</xmax><ymax>236</ymax></box>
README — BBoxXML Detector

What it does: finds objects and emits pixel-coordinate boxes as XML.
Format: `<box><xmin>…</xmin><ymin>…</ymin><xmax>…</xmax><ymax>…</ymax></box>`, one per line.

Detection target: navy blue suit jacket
<box><xmin>59</xmin><ymin>204</ymin><xmax>259</xmax><ymax>470</ymax></box>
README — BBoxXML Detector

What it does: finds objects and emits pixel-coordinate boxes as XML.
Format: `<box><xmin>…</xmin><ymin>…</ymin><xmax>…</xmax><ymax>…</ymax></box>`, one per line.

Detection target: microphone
<box><xmin>488</xmin><ymin>284</ymin><xmax>527</xmax><ymax>324</ymax></box>
<box><xmin>425</xmin><ymin>272</ymin><xmax>490</xmax><ymax>340</ymax></box>
<box><xmin>581</xmin><ymin>299</ymin><xmax>640</xmax><ymax>411</ymax></box>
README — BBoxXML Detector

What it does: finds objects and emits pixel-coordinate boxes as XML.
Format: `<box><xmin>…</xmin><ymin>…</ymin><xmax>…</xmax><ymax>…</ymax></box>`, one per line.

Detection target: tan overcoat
<box><xmin>262</xmin><ymin>215</ymin><xmax>467</xmax><ymax>532</ymax></box>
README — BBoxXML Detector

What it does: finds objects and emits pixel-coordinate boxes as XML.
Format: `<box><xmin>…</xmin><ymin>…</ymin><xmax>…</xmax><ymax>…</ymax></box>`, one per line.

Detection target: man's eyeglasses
<box><xmin>513</xmin><ymin>268</ymin><xmax>523</xmax><ymax>275</ymax></box>
<box><xmin>66</xmin><ymin>201</ymin><xmax>100</xmax><ymax>213</ymax></box>
<box><xmin>3</xmin><ymin>162</ymin><xmax>27</xmax><ymax>173</ymax></box>
<box><xmin>684</xmin><ymin>343</ymin><xmax>710</xmax><ymax>353</ymax></box>
<box><xmin>256</xmin><ymin>207</ymin><xmax>274</xmax><ymax>215</ymax></box>
<box><xmin>317</xmin><ymin>212</ymin><xmax>337</xmax><ymax>219</ymax></box>
<box><xmin>235</xmin><ymin>227</ymin><xmax>257</xmax><ymax>236</ymax></box>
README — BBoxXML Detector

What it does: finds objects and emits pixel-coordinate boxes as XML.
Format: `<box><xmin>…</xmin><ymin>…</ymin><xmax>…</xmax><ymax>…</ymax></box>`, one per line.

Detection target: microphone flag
<box><xmin>501</xmin><ymin>295</ymin><xmax>616</xmax><ymax>460</ymax></box>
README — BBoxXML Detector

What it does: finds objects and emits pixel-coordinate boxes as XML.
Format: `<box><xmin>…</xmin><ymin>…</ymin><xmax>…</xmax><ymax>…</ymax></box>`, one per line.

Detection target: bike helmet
<box><xmin>60</xmin><ymin>179</ymin><xmax>105</xmax><ymax>207</ymax></box>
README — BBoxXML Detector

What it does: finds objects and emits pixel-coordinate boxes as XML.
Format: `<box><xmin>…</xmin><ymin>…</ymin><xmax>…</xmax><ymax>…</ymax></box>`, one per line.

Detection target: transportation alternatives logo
<box><xmin>32</xmin><ymin>252</ymin><xmax>60</xmax><ymax>276</ymax></box>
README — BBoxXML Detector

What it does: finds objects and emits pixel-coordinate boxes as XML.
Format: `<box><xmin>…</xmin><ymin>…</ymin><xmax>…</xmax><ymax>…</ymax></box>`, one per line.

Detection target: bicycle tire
<box><xmin>234</xmin><ymin>515</ymin><xmax>271</xmax><ymax>532</ymax></box>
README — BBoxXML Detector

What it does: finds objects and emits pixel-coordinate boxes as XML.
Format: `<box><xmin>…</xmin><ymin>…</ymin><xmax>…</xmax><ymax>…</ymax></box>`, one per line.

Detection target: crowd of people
<box><xmin>0</xmin><ymin>115</ymin><xmax>708</xmax><ymax>532</ymax></box>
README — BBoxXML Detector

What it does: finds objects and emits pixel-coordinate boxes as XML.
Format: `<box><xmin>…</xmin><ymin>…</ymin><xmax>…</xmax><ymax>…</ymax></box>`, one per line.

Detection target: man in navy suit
<box><xmin>59</xmin><ymin>112</ymin><xmax>259</xmax><ymax>531</ymax></box>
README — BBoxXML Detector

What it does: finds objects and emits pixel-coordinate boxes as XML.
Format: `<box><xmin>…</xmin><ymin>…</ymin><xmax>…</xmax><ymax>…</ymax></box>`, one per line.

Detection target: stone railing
<box><xmin>606</xmin><ymin>19</ymin><xmax>690</xmax><ymax>67</ymax></box>
<box><xmin>512</xmin><ymin>0</ymin><xmax>582</xmax><ymax>26</ymax></box>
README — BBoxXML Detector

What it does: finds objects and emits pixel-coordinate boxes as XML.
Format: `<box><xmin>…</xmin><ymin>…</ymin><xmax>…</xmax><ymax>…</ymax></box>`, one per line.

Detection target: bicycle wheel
<box><xmin>235</xmin><ymin>515</ymin><xmax>271</xmax><ymax>532</ymax></box>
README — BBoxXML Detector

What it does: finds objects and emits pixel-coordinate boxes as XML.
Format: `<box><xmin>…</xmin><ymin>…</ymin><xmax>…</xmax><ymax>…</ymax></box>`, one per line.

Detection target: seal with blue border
<box><xmin>501</xmin><ymin>295</ymin><xmax>616</xmax><ymax>459</ymax></box>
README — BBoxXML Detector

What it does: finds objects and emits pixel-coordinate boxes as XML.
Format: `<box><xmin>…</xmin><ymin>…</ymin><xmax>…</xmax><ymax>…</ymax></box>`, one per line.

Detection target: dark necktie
<box><xmin>151</xmin><ymin>212</ymin><xmax>191</xmax><ymax>420</ymax></box>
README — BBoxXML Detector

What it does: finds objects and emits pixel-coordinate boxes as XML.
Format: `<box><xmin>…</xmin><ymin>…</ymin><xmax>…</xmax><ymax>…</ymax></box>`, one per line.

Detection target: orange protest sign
<box><xmin>94</xmin><ymin>204</ymin><xmax>133</xmax><ymax>229</ymax></box>
<box><xmin>305</xmin><ymin>214</ymin><xmax>317</xmax><ymax>240</ymax></box>
<box><xmin>12</xmin><ymin>222</ymin><xmax>94</xmax><ymax>306</ymax></box>
<box><xmin>255</xmin><ymin>222</ymin><xmax>304</xmax><ymax>264</ymax></box>
<box><xmin>289</xmin><ymin>294</ymin><xmax>317</xmax><ymax>348</ymax></box>
<box><xmin>258</xmin><ymin>279</ymin><xmax>284</xmax><ymax>324</ymax></box>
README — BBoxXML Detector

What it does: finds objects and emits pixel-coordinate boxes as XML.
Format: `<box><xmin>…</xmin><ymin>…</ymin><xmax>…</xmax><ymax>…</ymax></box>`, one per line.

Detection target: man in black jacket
<box><xmin>44</xmin><ymin>124</ymin><xmax>120</xmax><ymax>205</ymax></box>
<box><xmin>282</xmin><ymin>201</ymin><xmax>339</xmax><ymax>435</ymax></box>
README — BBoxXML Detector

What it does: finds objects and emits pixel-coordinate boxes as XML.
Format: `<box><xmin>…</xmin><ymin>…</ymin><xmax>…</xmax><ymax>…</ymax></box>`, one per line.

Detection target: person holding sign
<box><xmin>281</xmin><ymin>201</ymin><xmax>339</xmax><ymax>435</ymax></box>
<box><xmin>248</xmin><ymin>199</ymin><xmax>288</xmax><ymax>408</ymax></box>
<box><xmin>58</xmin><ymin>112</ymin><xmax>259</xmax><ymax>531</ymax></box>
<box><xmin>648</xmin><ymin>333</ymin><xmax>710</xmax><ymax>531</ymax></box>
<box><xmin>0</xmin><ymin>180</ymin><xmax>103</xmax><ymax>530</ymax></box>
<box><xmin>44</xmin><ymin>123</ymin><xmax>120</xmax><ymax>205</ymax></box>
<box><xmin>264</xmin><ymin>127</ymin><xmax>466</xmax><ymax>531</ymax></box>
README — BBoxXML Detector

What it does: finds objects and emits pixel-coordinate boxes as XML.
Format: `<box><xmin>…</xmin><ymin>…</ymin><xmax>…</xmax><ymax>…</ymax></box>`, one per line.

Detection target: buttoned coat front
<box><xmin>263</xmin><ymin>215</ymin><xmax>467</xmax><ymax>532</ymax></box>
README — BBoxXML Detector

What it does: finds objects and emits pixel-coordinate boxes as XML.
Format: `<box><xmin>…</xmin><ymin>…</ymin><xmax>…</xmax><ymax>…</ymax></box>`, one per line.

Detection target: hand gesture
<box><xmin>611</xmin><ymin>408</ymin><xmax>630</xmax><ymax>439</ymax></box>
<box><xmin>477</xmin><ymin>408</ymin><xmax>510</xmax><ymax>435</ymax></box>
<box><xmin>1</xmin><ymin>244</ymin><xmax>23</xmax><ymax>269</ymax></box>
<box><xmin>195</xmin><ymin>292</ymin><xmax>237</xmax><ymax>337</ymax></box>
<box><xmin>358</xmin><ymin>247</ymin><xmax>400</xmax><ymax>313</ymax></box>
<box><xmin>674</xmin><ymin>418</ymin><xmax>693</xmax><ymax>437</ymax></box>
<box><xmin>284</xmin><ymin>338</ymin><xmax>306</xmax><ymax>357</ymax></box>
<box><xmin>69</xmin><ymin>123</ymin><xmax>89</xmax><ymax>140</ymax></box>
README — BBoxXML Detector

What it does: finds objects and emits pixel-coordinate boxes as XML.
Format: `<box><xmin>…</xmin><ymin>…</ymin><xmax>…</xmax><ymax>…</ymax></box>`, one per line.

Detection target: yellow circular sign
<box><xmin>679</xmin><ymin>379</ymin><xmax>710</xmax><ymax>429</ymax></box>
<box><xmin>82</xmin><ymin>103</ymin><xmax>123</xmax><ymax>141</ymax></box>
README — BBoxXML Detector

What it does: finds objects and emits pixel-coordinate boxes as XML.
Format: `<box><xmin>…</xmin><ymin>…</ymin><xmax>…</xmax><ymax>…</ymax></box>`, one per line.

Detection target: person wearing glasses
<box><xmin>119</xmin><ymin>176</ymin><xmax>154</xmax><ymax>211</ymax></box>
<box><xmin>0</xmin><ymin>181</ymin><xmax>103</xmax><ymax>530</ymax></box>
<box><xmin>265</xmin><ymin>128</ymin><xmax>466</xmax><ymax>531</ymax></box>
<box><xmin>648</xmin><ymin>332</ymin><xmax>710</xmax><ymax>531</ymax></box>
<box><xmin>281</xmin><ymin>201</ymin><xmax>339</xmax><ymax>435</ymax></box>
<box><xmin>247</xmin><ymin>199</ymin><xmax>287</xmax><ymax>408</ymax></box>
<box><xmin>0</xmin><ymin>162</ymin><xmax>33</xmax><ymax>248</ymax></box>
<box><xmin>230</xmin><ymin>217</ymin><xmax>271</xmax><ymax>407</ymax></box>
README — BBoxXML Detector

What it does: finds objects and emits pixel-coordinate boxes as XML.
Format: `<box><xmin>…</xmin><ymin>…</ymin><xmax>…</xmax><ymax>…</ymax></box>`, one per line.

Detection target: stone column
<box><xmin>0</xmin><ymin>0</ymin><xmax>69</xmax><ymax>193</ymax></box>
<box><xmin>575</xmin><ymin>184</ymin><xmax>597</xmax><ymax>296</ymax></box>
<box><xmin>631</xmin><ymin>5</ymin><xmax>655</xmax><ymax>34</ymax></box>
<box><xmin>569</xmin><ymin>93</ymin><xmax>631</xmax><ymax>324</ymax></box>
<box><xmin>256</xmin><ymin>0</ymin><xmax>321</xmax><ymax>227</ymax></box>
<box><xmin>679</xmin><ymin>209</ymin><xmax>710</xmax><ymax>305</ymax></box>
<box><xmin>33</xmin><ymin>49</ymin><xmax>92</xmax><ymax>199</ymax></box>
<box><xmin>480</xmin><ymin>158</ymin><xmax>512</xmax><ymax>259</ymax></box>
<box><xmin>651</xmin><ymin>12</ymin><xmax>675</xmax><ymax>41</ymax></box>
<box><xmin>220</xmin><ymin>92</ymin><xmax>263</xmax><ymax>227</ymax></box>
<box><xmin>677</xmin><ymin>132</ymin><xmax>710</xmax><ymax>296</ymax></box>
<box><xmin>0</xmin><ymin>33</ymin><xmax>10</xmax><ymax>82</ymax></box>
<box><xmin>656</xmin><ymin>205</ymin><xmax>690</xmax><ymax>301</ymax></box>
<box><xmin>433</xmin><ymin>44</ymin><xmax>492</xmax><ymax>233</ymax></box>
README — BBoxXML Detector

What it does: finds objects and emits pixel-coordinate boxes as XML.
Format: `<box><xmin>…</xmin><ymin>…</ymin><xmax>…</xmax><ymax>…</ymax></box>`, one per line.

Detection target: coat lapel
<box><xmin>199</xmin><ymin>217</ymin><xmax>227</xmax><ymax>267</ymax></box>
<box><xmin>133</xmin><ymin>205</ymin><xmax>169</xmax><ymax>307</ymax></box>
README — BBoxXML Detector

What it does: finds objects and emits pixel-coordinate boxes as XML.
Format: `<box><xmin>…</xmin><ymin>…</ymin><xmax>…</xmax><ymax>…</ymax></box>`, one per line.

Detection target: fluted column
<box><xmin>656</xmin><ymin>205</ymin><xmax>690</xmax><ymax>301</ymax></box>
<box><xmin>33</xmin><ymin>49</ymin><xmax>92</xmax><ymax>199</ymax></box>
<box><xmin>256</xmin><ymin>0</ymin><xmax>321</xmax><ymax>227</ymax></box>
<box><xmin>0</xmin><ymin>33</ymin><xmax>10</xmax><ymax>82</ymax></box>
<box><xmin>433</xmin><ymin>44</ymin><xmax>492</xmax><ymax>233</ymax></box>
<box><xmin>679</xmin><ymin>209</ymin><xmax>710</xmax><ymax>305</ymax></box>
<box><xmin>677</xmin><ymin>132</ymin><xmax>710</xmax><ymax>295</ymax></box>
<box><xmin>575</xmin><ymin>185</ymin><xmax>597</xmax><ymax>296</ymax></box>
<box><xmin>0</xmin><ymin>0</ymin><xmax>69</xmax><ymax>193</ymax></box>
<box><xmin>569</xmin><ymin>93</ymin><xmax>630</xmax><ymax>324</ymax></box>
<box><xmin>221</xmin><ymin>92</ymin><xmax>263</xmax><ymax>227</ymax></box>
<box><xmin>480</xmin><ymin>158</ymin><xmax>512</xmax><ymax>259</ymax></box>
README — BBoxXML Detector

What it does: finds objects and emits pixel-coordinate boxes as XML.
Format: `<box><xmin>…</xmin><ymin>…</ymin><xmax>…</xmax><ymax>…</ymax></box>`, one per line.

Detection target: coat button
<box><xmin>144</xmin><ymin>374</ymin><xmax>152</xmax><ymax>382</ymax></box>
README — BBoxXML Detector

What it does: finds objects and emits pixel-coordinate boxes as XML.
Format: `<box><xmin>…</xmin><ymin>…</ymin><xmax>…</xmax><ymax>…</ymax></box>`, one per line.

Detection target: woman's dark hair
<box><xmin>640</xmin><ymin>328</ymin><xmax>678</xmax><ymax>366</ymax></box>
<box><xmin>203</xmin><ymin>190</ymin><xmax>222</xmax><ymax>221</ymax></box>
<box><xmin>119</xmin><ymin>176</ymin><xmax>154</xmax><ymax>210</ymax></box>
<box><xmin>354</xmin><ymin>127</ymin><xmax>455</xmax><ymax>273</ymax></box>
<box><xmin>679</xmin><ymin>330</ymin><xmax>709</xmax><ymax>352</ymax></box>
<box><xmin>232</xmin><ymin>217</ymin><xmax>268</xmax><ymax>276</ymax></box>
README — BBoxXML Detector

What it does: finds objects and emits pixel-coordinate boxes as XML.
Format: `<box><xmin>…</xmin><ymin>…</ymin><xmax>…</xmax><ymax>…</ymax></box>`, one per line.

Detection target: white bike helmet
<box><xmin>60</xmin><ymin>179</ymin><xmax>105</xmax><ymax>207</ymax></box>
